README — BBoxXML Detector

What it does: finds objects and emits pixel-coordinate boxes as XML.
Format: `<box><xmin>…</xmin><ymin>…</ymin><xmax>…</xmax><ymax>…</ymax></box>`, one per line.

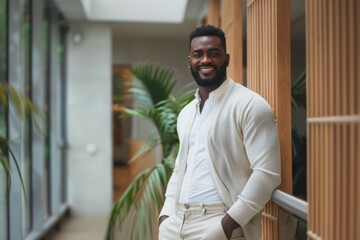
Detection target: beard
<box><xmin>190</xmin><ymin>62</ymin><xmax>227</xmax><ymax>87</ymax></box>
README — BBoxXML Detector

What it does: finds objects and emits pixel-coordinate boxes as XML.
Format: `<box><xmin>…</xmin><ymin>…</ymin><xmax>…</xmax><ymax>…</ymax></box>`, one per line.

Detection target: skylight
<box><xmin>86</xmin><ymin>0</ymin><xmax>189</xmax><ymax>23</ymax></box>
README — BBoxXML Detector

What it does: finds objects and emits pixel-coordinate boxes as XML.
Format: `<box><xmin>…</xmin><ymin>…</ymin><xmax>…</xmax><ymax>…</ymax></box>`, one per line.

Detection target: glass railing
<box><xmin>272</xmin><ymin>190</ymin><xmax>308</xmax><ymax>240</ymax></box>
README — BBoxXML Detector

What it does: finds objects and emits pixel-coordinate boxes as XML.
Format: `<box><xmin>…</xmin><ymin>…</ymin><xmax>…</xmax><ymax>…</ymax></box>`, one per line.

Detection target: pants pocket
<box><xmin>203</xmin><ymin>219</ymin><xmax>228</xmax><ymax>240</ymax></box>
<box><xmin>158</xmin><ymin>215</ymin><xmax>173</xmax><ymax>239</ymax></box>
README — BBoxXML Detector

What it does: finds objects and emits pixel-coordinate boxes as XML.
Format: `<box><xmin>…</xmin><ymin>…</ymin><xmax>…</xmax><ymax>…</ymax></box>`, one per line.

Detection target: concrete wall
<box><xmin>66</xmin><ymin>23</ymin><xmax>112</xmax><ymax>216</ymax></box>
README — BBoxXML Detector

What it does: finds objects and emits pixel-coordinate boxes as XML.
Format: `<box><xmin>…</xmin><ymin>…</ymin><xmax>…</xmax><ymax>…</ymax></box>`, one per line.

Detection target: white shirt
<box><xmin>179</xmin><ymin>91</ymin><xmax>222</xmax><ymax>203</ymax></box>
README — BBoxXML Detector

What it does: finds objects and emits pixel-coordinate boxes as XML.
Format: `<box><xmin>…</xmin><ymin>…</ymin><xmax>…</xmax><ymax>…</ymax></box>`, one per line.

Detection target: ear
<box><xmin>225</xmin><ymin>54</ymin><xmax>230</xmax><ymax>67</ymax></box>
<box><xmin>188</xmin><ymin>56</ymin><xmax>191</xmax><ymax>68</ymax></box>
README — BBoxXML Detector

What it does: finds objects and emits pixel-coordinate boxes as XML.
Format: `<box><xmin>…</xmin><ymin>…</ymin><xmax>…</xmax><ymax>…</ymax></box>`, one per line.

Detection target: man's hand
<box><xmin>221</xmin><ymin>214</ymin><xmax>240</xmax><ymax>240</ymax></box>
<box><xmin>159</xmin><ymin>215</ymin><xmax>169</xmax><ymax>227</ymax></box>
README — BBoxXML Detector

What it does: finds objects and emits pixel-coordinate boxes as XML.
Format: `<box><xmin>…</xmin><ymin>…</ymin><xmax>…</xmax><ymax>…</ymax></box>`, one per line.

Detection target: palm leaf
<box><xmin>127</xmin><ymin>132</ymin><xmax>160</xmax><ymax>164</ymax></box>
<box><xmin>0</xmin><ymin>154</ymin><xmax>11</xmax><ymax>196</ymax></box>
<box><xmin>0</xmin><ymin>137</ymin><xmax>26</xmax><ymax>200</ymax></box>
<box><xmin>107</xmin><ymin>161</ymin><xmax>174</xmax><ymax>240</ymax></box>
<box><xmin>0</xmin><ymin>81</ymin><xmax>44</xmax><ymax>198</ymax></box>
<box><xmin>130</xmin><ymin>63</ymin><xmax>176</xmax><ymax>108</ymax></box>
<box><xmin>291</xmin><ymin>70</ymin><xmax>306</xmax><ymax>111</ymax></box>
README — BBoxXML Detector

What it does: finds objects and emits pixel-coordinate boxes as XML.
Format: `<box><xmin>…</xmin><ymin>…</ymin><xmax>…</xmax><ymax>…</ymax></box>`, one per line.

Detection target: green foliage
<box><xmin>291</xmin><ymin>70</ymin><xmax>306</xmax><ymax>111</ymax></box>
<box><xmin>0</xmin><ymin>81</ymin><xmax>45</xmax><ymax>198</ymax></box>
<box><xmin>0</xmin><ymin>0</ymin><xmax>7</xmax><ymax>75</ymax></box>
<box><xmin>291</xmin><ymin>69</ymin><xmax>306</xmax><ymax>161</ymax></box>
<box><xmin>107</xmin><ymin>63</ymin><xmax>194</xmax><ymax>240</ymax></box>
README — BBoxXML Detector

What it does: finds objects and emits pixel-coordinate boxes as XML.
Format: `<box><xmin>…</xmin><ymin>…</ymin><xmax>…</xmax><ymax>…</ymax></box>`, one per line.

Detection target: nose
<box><xmin>200</xmin><ymin>54</ymin><xmax>212</xmax><ymax>64</ymax></box>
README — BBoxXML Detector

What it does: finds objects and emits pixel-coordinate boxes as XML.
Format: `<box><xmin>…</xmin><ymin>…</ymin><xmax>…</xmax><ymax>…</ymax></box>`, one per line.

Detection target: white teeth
<box><xmin>199</xmin><ymin>68</ymin><xmax>214</xmax><ymax>74</ymax></box>
<box><xmin>199</xmin><ymin>66</ymin><xmax>214</xmax><ymax>71</ymax></box>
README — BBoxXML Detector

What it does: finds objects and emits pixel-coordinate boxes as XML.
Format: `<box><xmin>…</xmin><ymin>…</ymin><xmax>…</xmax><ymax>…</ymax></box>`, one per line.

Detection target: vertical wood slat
<box><xmin>327</xmin><ymin>2</ymin><xmax>336</xmax><ymax>237</ymax></box>
<box><xmin>220</xmin><ymin>0</ymin><xmax>243</xmax><ymax>84</ymax></box>
<box><xmin>306</xmin><ymin>0</ymin><xmax>359</xmax><ymax>239</ymax></box>
<box><xmin>276</xmin><ymin>0</ymin><xmax>292</xmax><ymax>195</ymax></box>
<box><xmin>354</xmin><ymin>0</ymin><xmax>360</xmax><ymax>237</ymax></box>
<box><xmin>207</xmin><ymin>0</ymin><xmax>220</xmax><ymax>27</ymax></box>
<box><xmin>247</xmin><ymin>0</ymin><xmax>291</xmax><ymax>239</ymax></box>
<box><xmin>247</xmin><ymin>0</ymin><xmax>291</xmax><ymax>191</ymax></box>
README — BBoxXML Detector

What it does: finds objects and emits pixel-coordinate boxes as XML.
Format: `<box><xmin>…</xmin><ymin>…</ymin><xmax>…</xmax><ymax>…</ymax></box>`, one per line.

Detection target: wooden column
<box><xmin>207</xmin><ymin>0</ymin><xmax>220</xmax><ymax>27</ymax></box>
<box><xmin>220</xmin><ymin>0</ymin><xmax>243</xmax><ymax>83</ymax></box>
<box><xmin>306</xmin><ymin>0</ymin><xmax>360</xmax><ymax>239</ymax></box>
<box><xmin>247</xmin><ymin>0</ymin><xmax>291</xmax><ymax>239</ymax></box>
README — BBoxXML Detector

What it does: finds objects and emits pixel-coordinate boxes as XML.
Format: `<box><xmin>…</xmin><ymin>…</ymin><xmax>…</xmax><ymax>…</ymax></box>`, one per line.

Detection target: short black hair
<box><xmin>188</xmin><ymin>25</ymin><xmax>227</xmax><ymax>51</ymax></box>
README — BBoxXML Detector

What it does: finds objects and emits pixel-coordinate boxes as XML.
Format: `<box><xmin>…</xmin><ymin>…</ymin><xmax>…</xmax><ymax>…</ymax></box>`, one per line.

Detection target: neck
<box><xmin>198</xmin><ymin>77</ymin><xmax>227</xmax><ymax>102</ymax></box>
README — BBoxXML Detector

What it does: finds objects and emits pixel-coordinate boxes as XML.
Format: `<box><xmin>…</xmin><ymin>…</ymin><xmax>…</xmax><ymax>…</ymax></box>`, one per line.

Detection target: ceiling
<box><xmin>110</xmin><ymin>0</ymin><xmax>207</xmax><ymax>40</ymax></box>
<box><xmin>55</xmin><ymin>0</ymin><xmax>305</xmax><ymax>41</ymax></box>
<box><xmin>55</xmin><ymin>0</ymin><xmax>207</xmax><ymax>40</ymax></box>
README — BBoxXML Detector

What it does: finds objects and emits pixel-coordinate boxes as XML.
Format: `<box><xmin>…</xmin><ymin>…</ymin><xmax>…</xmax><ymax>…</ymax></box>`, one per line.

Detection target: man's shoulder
<box><xmin>226</xmin><ymin>80</ymin><xmax>274</xmax><ymax>114</ymax></box>
<box><xmin>226</xmin><ymin>80</ymin><xmax>255</xmax><ymax>103</ymax></box>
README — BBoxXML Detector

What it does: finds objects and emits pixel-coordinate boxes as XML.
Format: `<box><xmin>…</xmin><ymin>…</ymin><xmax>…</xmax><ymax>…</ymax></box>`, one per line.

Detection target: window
<box><xmin>0</xmin><ymin>0</ymin><xmax>8</xmax><ymax>236</ymax></box>
<box><xmin>21</xmin><ymin>0</ymin><xmax>32</xmax><ymax>236</ymax></box>
<box><xmin>42</xmin><ymin>0</ymin><xmax>51</xmax><ymax>219</ymax></box>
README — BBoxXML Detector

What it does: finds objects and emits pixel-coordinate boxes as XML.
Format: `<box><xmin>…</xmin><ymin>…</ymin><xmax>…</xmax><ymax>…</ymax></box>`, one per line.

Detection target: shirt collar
<box><xmin>194</xmin><ymin>78</ymin><xmax>231</xmax><ymax>103</ymax></box>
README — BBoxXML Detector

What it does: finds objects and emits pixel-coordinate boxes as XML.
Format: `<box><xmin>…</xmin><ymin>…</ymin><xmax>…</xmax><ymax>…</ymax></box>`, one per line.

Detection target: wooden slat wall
<box><xmin>306</xmin><ymin>0</ymin><xmax>360</xmax><ymax>239</ymax></box>
<box><xmin>207</xmin><ymin>0</ymin><xmax>220</xmax><ymax>27</ymax></box>
<box><xmin>220</xmin><ymin>0</ymin><xmax>243</xmax><ymax>83</ymax></box>
<box><xmin>247</xmin><ymin>0</ymin><xmax>291</xmax><ymax>192</ymax></box>
<box><xmin>247</xmin><ymin>0</ymin><xmax>291</xmax><ymax>239</ymax></box>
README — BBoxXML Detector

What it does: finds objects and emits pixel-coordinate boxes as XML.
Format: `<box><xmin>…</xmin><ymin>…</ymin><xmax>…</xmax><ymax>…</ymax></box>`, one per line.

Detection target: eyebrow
<box><xmin>191</xmin><ymin>48</ymin><xmax>222</xmax><ymax>53</ymax></box>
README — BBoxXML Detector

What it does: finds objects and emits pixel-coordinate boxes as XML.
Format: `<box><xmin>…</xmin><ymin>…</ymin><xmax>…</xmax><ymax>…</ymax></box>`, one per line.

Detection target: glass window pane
<box><xmin>59</xmin><ymin>27</ymin><xmax>67</xmax><ymax>204</ymax></box>
<box><xmin>290</xmin><ymin>0</ymin><xmax>307</xmax><ymax>201</ymax></box>
<box><xmin>278</xmin><ymin>209</ymin><xmax>307</xmax><ymax>240</ymax></box>
<box><xmin>21</xmin><ymin>0</ymin><xmax>32</xmax><ymax>236</ymax></box>
<box><xmin>42</xmin><ymin>0</ymin><xmax>51</xmax><ymax>219</ymax></box>
<box><xmin>0</xmin><ymin>0</ymin><xmax>8</xmax><ymax>238</ymax></box>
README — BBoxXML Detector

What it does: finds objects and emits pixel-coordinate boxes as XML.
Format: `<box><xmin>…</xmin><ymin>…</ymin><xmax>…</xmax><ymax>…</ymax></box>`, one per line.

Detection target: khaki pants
<box><xmin>158</xmin><ymin>202</ymin><xmax>245</xmax><ymax>240</ymax></box>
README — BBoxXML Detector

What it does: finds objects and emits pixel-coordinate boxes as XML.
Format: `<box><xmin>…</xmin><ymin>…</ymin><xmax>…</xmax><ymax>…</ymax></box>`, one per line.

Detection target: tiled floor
<box><xmin>50</xmin><ymin>216</ymin><xmax>109</xmax><ymax>240</ymax></box>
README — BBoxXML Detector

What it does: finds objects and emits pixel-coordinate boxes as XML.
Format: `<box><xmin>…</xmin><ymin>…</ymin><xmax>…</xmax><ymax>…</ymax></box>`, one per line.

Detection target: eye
<box><xmin>192</xmin><ymin>52</ymin><xmax>202</xmax><ymax>58</ymax></box>
<box><xmin>209</xmin><ymin>51</ymin><xmax>221</xmax><ymax>57</ymax></box>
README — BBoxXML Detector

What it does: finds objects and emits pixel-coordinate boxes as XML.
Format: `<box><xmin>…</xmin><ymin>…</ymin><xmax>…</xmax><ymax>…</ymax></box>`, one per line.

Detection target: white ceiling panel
<box><xmin>88</xmin><ymin>0</ymin><xmax>188</xmax><ymax>23</ymax></box>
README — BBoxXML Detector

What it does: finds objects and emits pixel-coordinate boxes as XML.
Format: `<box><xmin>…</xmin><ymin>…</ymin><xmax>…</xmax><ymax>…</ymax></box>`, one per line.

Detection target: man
<box><xmin>158</xmin><ymin>25</ymin><xmax>281</xmax><ymax>240</ymax></box>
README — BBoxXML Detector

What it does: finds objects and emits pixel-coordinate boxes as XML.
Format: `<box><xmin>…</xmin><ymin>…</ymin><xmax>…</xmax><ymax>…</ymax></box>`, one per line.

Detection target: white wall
<box><xmin>67</xmin><ymin>23</ymin><xmax>112</xmax><ymax>216</ymax></box>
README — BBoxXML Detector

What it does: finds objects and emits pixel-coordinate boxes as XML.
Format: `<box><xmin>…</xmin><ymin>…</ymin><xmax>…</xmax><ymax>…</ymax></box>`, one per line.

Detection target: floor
<box><xmin>50</xmin><ymin>165</ymin><xmax>132</xmax><ymax>240</ymax></box>
<box><xmin>50</xmin><ymin>216</ymin><xmax>109</xmax><ymax>240</ymax></box>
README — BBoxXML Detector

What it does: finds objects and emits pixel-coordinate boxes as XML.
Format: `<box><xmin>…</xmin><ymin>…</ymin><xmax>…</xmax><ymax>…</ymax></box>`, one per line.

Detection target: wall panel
<box><xmin>306</xmin><ymin>0</ymin><xmax>360</xmax><ymax>239</ymax></box>
<box><xmin>247</xmin><ymin>0</ymin><xmax>291</xmax><ymax>239</ymax></box>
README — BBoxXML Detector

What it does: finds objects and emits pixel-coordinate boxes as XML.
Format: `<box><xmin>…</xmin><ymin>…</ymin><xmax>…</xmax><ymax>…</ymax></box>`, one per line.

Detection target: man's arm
<box><xmin>227</xmin><ymin>96</ymin><xmax>281</xmax><ymax>227</ymax></box>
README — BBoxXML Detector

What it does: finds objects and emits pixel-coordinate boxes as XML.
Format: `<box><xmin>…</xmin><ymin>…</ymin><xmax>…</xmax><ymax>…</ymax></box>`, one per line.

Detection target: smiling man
<box><xmin>158</xmin><ymin>25</ymin><xmax>281</xmax><ymax>240</ymax></box>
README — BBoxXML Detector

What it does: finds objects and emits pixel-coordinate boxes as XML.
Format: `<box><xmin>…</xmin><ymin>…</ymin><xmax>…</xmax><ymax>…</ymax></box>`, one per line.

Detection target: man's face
<box><xmin>188</xmin><ymin>36</ymin><xmax>229</xmax><ymax>87</ymax></box>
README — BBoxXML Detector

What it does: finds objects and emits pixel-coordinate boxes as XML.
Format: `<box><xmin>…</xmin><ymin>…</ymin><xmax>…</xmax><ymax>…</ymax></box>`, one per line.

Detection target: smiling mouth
<box><xmin>197</xmin><ymin>65</ymin><xmax>216</xmax><ymax>74</ymax></box>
